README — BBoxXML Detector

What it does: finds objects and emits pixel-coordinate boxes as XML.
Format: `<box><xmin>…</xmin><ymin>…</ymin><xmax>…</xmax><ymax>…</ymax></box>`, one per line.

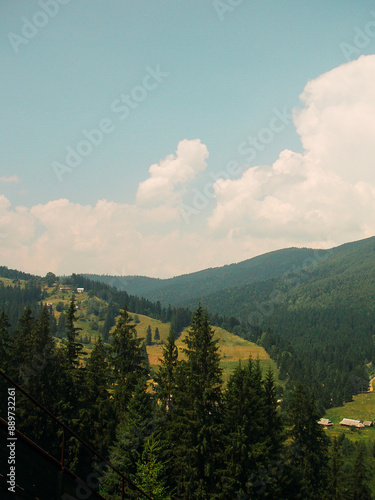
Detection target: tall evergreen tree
<box><xmin>64</xmin><ymin>295</ymin><xmax>83</xmax><ymax>368</ymax></box>
<box><xmin>155</xmin><ymin>325</ymin><xmax>178</xmax><ymax>411</ymax></box>
<box><xmin>146</xmin><ymin>325</ymin><xmax>152</xmax><ymax>346</ymax></box>
<box><xmin>11</xmin><ymin>305</ymin><xmax>36</xmax><ymax>382</ymax></box>
<box><xmin>135</xmin><ymin>436</ymin><xmax>171</xmax><ymax>500</ymax></box>
<box><xmin>101</xmin><ymin>376</ymin><xmax>156</xmax><ymax>498</ymax></box>
<box><xmin>170</xmin><ymin>305</ymin><xmax>223</xmax><ymax>498</ymax></box>
<box><xmin>0</xmin><ymin>310</ymin><xmax>11</xmax><ymax>372</ymax></box>
<box><xmin>80</xmin><ymin>335</ymin><xmax>115</xmax><ymax>456</ymax></box>
<box><xmin>348</xmin><ymin>443</ymin><xmax>372</xmax><ymax>500</ymax></box>
<box><xmin>154</xmin><ymin>326</ymin><xmax>160</xmax><ymax>342</ymax></box>
<box><xmin>287</xmin><ymin>383</ymin><xmax>329</xmax><ymax>499</ymax></box>
<box><xmin>109</xmin><ymin>305</ymin><xmax>146</xmax><ymax>412</ymax></box>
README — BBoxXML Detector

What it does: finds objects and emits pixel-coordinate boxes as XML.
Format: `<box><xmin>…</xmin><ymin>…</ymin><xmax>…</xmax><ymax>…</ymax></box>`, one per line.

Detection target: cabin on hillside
<box><xmin>340</xmin><ymin>418</ymin><xmax>365</xmax><ymax>428</ymax></box>
<box><xmin>318</xmin><ymin>418</ymin><xmax>333</xmax><ymax>428</ymax></box>
<box><xmin>76</xmin><ymin>288</ymin><xmax>84</xmax><ymax>293</ymax></box>
<box><xmin>363</xmin><ymin>421</ymin><xmax>373</xmax><ymax>427</ymax></box>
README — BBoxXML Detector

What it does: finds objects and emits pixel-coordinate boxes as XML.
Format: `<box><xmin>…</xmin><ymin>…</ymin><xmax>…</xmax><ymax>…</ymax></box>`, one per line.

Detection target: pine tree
<box><xmin>102</xmin><ymin>302</ymin><xmax>117</xmax><ymax>342</ymax></box>
<box><xmin>57</xmin><ymin>311</ymin><xmax>66</xmax><ymax>338</ymax></box>
<box><xmin>0</xmin><ymin>310</ymin><xmax>11</xmax><ymax>372</ymax></box>
<box><xmin>328</xmin><ymin>437</ymin><xmax>344</xmax><ymax>500</ymax></box>
<box><xmin>154</xmin><ymin>326</ymin><xmax>160</xmax><ymax>342</ymax></box>
<box><xmin>348</xmin><ymin>443</ymin><xmax>372</xmax><ymax>500</ymax></box>
<box><xmin>155</xmin><ymin>325</ymin><xmax>178</xmax><ymax>411</ymax></box>
<box><xmin>101</xmin><ymin>376</ymin><xmax>156</xmax><ymax>498</ymax></box>
<box><xmin>0</xmin><ymin>310</ymin><xmax>12</xmax><ymax>418</ymax></box>
<box><xmin>135</xmin><ymin>436</ymin><xmax>171</xmax><ymax>500</ymax></box>
<box><xmin>81</xmin><ymin>336</ymin><xmax>115</xmax><ymax>457</ymax></box>
<box><xmin>170</xmin><ymin>305</ymin><xmax>223</xmax><ymax>498</ymax></box>
<box><xmin>146</xmin><ymin>325</ymin><xmax>152</xmax><ymax>346</ymax></box>
<box><xmin>287</xmin><ymin>383</ymin><xmax>329</xmax><ymax>499</ymax></box>
<box><xmin>11</xmin><ymin>306</ymin><xmax>36</xmax><ymax>382</ymax></box>
<box><xmin>217</xmin><ymin>359</ymin><xmax>283</xmax><ymax>498</ymax></box>
<box><xmin>64</xmin><ymin>295</ymin><xmax>83</xmax><ymax>368</ymax></box>
<box><xmin>109</xmin><ymin>305</ymin><xmax>147</xmax><ymax>412</ymax></box>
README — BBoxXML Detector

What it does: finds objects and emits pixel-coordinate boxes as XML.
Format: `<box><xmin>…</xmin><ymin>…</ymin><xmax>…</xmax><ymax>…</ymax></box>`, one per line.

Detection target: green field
<box><xmin>44</xmin><ymin>287</ymin><xmax>279</xmax><ymax>384</ymax></box>
<box><xmin>324</xmin><ymin>390</ymin><xmax>375</xmax><ymax>442</ymax></box>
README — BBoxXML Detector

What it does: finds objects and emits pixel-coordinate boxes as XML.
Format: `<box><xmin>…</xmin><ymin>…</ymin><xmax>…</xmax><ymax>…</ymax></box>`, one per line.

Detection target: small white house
<box><xmin>76</xmin><ymin>288</ymin><xmax>84</xmax><ymax>293</ymax></box>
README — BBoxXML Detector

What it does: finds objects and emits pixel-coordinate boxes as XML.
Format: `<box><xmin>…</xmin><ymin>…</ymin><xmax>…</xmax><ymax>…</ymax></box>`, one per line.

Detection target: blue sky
<box><xmin>1</xmin><ymin>1</ymin><xmax>375</xmax><ymax>277</ymax></box>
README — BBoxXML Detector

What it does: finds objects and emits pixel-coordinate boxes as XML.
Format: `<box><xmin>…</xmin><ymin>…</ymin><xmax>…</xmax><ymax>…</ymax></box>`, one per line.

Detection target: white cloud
<box><xmin>208</xmin><ymin>55</ymin><xmax>375</xmax><ymax>249</ymax></box>
<box><xmin>2</xmin><ymin>56</ymin><xmax>375</xmax><ymax>277</ymax></box>
<box><xmin>0</xmin><ymin>175</ymin><xmax>20</xmax><ymax>184</ymax></box>
<box><xmin>136</xmin><ymin>139</ymin><xmax>209</xmax><ymax>206</ymax></box>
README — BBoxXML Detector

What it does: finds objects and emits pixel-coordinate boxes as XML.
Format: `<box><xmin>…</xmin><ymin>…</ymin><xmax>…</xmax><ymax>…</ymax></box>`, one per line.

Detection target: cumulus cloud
<box><xmin>208</xmin><ymin>55</ymin><xmax>375</xmax><ymax>250</ymax></box>
<box><xmin>2</xmin><ymin>56</ymin><xmax>375</xmax><ymax>277</ymax></box>
<box><xmin>136</xmin><ymin>139</ymin><xmax>209</xmax><ymax>206</ymax></box>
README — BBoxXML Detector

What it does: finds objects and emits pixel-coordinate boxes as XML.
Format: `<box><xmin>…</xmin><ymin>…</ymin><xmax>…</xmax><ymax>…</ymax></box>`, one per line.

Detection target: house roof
<box><xmin>318</xmin><ymin>418</ymin><xmax>333</xmax><ymax>426</ymax></box>
<box><xmin>363</xmin><ymin>421</ymin><xmax>373</xmax><ymax>426</ymax></box>
<box><xmin>340</xmin><ymin>418</ymin><xmax>365</xmax><ymax>428</ymax></box>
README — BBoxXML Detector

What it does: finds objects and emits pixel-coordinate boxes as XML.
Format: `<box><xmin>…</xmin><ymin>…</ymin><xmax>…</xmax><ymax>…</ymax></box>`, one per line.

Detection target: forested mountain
<box><xmin>86</xmin><ymin>246</ymin><xmax>327</xmax><ymax>306</ymax></box>
<box><xmin>87</xmin><ymin>236</ymin><xmax>375</xmax><ymax>408</ymax></box>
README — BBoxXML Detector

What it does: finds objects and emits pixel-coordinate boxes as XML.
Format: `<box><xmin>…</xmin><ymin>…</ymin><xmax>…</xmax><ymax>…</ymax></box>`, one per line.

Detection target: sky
<box><xmin>1</xmin><ymin>0</ymin><xmax>375</xmax><ymax>278</ymax></box>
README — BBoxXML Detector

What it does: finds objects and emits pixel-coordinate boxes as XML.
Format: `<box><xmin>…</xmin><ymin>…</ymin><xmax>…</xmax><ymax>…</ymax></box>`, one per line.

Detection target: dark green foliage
<box><xmin>218</xmin><ymin>360</ymin><xmax>284</xmax><ymax>498</ymax></box>
<box><xmin>101</xmin><ymin>376</ymin><xmax>156</xmax><ymax>498</ymax></box>
<box><xmin>286</xmin><ymin>384</ymin><xmax>329</xmax><ymax>499</ymax></box>
<box><xmin>348</xmin><ymin>443</ymin><xmax>372</xmax><ymax>500</ymax></box>
<box><xmin>146</xmin><ymin>325</ymin><xmax>152</xmax><ymax>346</ymax></box>
<box><xmin>109</xmin><ymin>305</ymin><xmax>147</xmax><ymax>411</ymax></box>
<box><xmin>64</xmin><ymin>296</ymin><xmax>83</xmax><ymax>368</ymax></box>
<box><xmin>0</xmin><ymin>310</ymin><xmax>11</xmax><ymax>372</ymax></box>
<box><xmin>154</xmin><ymin>326</ymin><xmax>160</xmax><ymax>341</ymax></box>
<box><xmin>168</xmin><ymin>305</ymin><xmax>223</xmax><ymax>498</ymax></box>
<box><xmin>155</xmin><ymin>325</ymin><xmax>178</xmax><ymax>411</ymax></box>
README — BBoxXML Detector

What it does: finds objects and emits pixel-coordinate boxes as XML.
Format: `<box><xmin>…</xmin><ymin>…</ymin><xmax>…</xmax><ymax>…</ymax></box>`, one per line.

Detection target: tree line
<box><xmin>1</xmin><ymin>300</ymin><xmax>375</xmax><ymax>498</ymax></box>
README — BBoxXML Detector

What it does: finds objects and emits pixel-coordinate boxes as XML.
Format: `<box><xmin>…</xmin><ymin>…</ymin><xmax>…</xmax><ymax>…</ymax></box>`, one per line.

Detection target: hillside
<box><xmin>86</xmin><ymin>236</ymin><xmax>375</xmax><ymax>408</ymax></box>
<box><xmin>86</xmin><ymin>246</ymin><xmax>327</xmax><ymax>306</ymax></box>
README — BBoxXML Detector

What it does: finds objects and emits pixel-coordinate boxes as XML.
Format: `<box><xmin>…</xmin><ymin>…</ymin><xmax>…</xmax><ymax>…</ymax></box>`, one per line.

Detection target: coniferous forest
<box><xmin>1</xmin><ymin>266</ymin><xmax>375</xmax><ymax>499</ymax></box>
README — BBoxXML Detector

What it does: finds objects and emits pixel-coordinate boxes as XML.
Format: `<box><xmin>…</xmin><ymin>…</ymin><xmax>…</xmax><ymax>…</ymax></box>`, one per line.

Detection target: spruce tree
<box><xmin>287</xmin><ymin>383</ymin><xmax>329</xmax><ymax>499</ymax></box>
<box><xmin>349</xmin><ymin>443</ymin><xmax>372</xmax><ymax>500</ymax></box>
<box><xmin>64</xmin><ymin>295</ymin><xmax>83</xmax><ymax>368</ymax></box>
<box><xmin>0</xmin><ymin>310</ymin><xmax>11</xmax><ymax>372</ymax></box>
<box><xmin>81</xmin><ymin>336</ymin><xmax>115</xmax><ymax>456</ymax></box>
<box><xmin>11</xmin><ymin>306</ymin><xmax>36</xmax><ymax>382</ymax></box>
<box><xmin>154</xmin><ymin>326</ymin><xmax>160</xmax><ymax>342</ymax></box>
<box><xmin>146</xmin><ymin>325</ymin><xmax>152</xmax><ymax>346</ymax></box>
<box><xmin>135</xmin><ymin>436</ymin><xmax>171</xmax><ymax>500</ymax></box>
<box><xmin>101</xmin><ymin>376</ymin><xmax>156</xmax><ymax>498</ymax></box>
<box><xmin>155</xmin><ymin>325</ymin><xmax>178</xmax><ymax>411</ymax></box>
<box><xmin>170</xmin><ymin>305</ymin><xmax>223</xmax><ymax>498</ymax></box>
<box><xmin>109</xmin><ymin>305</ymin><xmax>146</xmax><ymax>412</ymax></box>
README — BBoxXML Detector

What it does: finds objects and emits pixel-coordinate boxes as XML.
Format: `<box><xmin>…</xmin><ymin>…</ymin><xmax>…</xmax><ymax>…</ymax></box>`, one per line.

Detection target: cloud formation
<box><xmin>136</xmin><ymin>139</ymin><xmax>209</xmax><ymax>206</ymax></box>
<box><xmin>1</xmin><ymin>56</ymin><xmax>375</xmax><ymax>277</ymax></box>
<box><xmin>0</xmin><ymin>175</ymin><xmax>20</xmax><ymax>184</ymax></box>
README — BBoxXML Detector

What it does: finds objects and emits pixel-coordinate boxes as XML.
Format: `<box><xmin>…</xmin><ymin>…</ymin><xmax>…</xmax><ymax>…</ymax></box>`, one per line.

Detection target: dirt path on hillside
<box><xmin>369</xmin><ymin>377</ymin><xmax>375</xmax><ymax>392</ymax></box>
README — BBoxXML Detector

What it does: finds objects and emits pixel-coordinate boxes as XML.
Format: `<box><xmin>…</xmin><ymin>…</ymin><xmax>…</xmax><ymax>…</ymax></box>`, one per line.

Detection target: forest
<box><xmin>1</xmin><ymin>274</ymin><xmax>375</xmax><ymax>498</ymax></box>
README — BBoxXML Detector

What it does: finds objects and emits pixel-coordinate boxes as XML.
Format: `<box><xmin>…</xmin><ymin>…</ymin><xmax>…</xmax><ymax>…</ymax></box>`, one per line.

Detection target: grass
<box><xmin>45</xmin><ymin>288</ymin><xmax>279</xmax><ymax>384</ymax></box>
<box><xmin>324</xmin><ymin>391</ymin><xmax>375</xmax><ymax>442</ymax></box>
<box><xmin>145</xmin><ymin>323</ymin><xmax>279</xmax><ymax>384</ymax></box>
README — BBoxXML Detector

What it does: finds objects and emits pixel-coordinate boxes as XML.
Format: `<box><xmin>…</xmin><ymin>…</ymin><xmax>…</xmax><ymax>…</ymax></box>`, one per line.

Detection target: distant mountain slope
<box><xmin>86</xmin><ymin>246</ymin><xmax>328</xmax><ymax>306</ymax></box>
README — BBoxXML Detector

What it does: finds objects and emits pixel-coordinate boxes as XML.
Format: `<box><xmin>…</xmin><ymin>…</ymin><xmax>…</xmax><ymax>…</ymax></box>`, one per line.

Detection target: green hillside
<box><xmin>86</xmin><ymin>246</ymin><xmax>327</xmax><ymax>306</ymax></box>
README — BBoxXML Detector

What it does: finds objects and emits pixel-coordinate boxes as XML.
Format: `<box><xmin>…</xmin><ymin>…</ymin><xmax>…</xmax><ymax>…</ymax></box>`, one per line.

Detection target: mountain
<box><xmin>87</xmin><ymin>236</ymin><xmax>375</xmax><ymax>408</ymax></box>
<box><xmin>86</xmin><ymin>246</ymin><xmax>328</xmax><ymax>307</ymax></box>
